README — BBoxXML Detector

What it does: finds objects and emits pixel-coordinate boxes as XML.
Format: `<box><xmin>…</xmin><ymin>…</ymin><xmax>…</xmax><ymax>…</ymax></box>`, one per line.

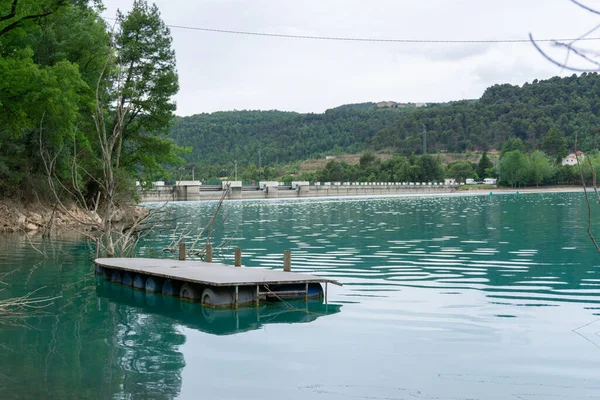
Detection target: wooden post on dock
<box><xmin>283</xmin><ymin>250</ymin><xmax>291</xmax><ymax>272</ymax></box>
<box><xmin>235</xmin><ymin>247</ymin><xmax>242</xmax><ymax>267</ymax></box>
<box><xmin>206</xmin><ymin>243</ymin><xmax>212</xmax><ymax>262</ymax></box>
<box><xmin>178</xmin><ymin>243</ymin><xmax>186</xmax><ymax>261</ymax></box>
<box><xmin>234</xmin><ymin>286</ymin><xmax>239</xmax><ymax>308</ymax></box>
<box><xmin>305</xmin><ymin>282</ymin><xmax>308</xmax><ymax>302</ymax></box>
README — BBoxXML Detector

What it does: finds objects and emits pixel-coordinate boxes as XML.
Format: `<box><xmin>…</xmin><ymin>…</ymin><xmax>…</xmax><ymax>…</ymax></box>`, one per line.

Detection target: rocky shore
<box><xmin>0</xmin><ymin>200</ymin><xmax>146</xmax><ymax>235</ymax></box>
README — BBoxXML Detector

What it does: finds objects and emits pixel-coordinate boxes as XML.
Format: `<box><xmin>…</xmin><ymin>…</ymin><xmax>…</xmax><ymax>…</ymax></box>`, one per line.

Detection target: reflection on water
<box><xmin>2</xmin><ymin>192</ymin><xmax>600</xmax><ymax>399</ymax></box>
<box><xmin>143</xmin><ymin>192</ymin><xmax>600</xmax><ymax>307</ymax></box>
<box><xmin>96</xmin><ymin>279</ymin><xmax>341</xmax><ymax>336</ymax></box>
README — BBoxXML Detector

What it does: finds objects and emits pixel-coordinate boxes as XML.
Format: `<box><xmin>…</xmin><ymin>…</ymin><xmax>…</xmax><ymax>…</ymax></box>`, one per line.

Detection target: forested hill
<box><xmin>169</xmin><ymin>107</ymin><xmax>413</xmax><ymax>167</ymax></box>
<box><xmin>369</xmin><ymin>73</ymin><xmax>600</xmax><ymax>153</ymax></box>
<box><xmin>169</xmin><ymin>73</ymin><xmax>600</xmax><ymax>168</ymax></box>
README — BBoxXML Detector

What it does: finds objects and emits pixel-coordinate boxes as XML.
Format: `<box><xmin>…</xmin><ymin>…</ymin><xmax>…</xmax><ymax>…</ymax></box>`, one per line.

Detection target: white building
<box><xmin>176</xmin><ymin>180</ymin><xmax>202</xmax><ymax>186</ymax></box>
<box><xmin>444</xmin><ymin>178</ymin><xmax>456</xmax><ymax>186</ymax></box>
<box><xmin>562</xmin><ymin>151</ymin><xmax>584</xmax><ymax>166</ymax></box>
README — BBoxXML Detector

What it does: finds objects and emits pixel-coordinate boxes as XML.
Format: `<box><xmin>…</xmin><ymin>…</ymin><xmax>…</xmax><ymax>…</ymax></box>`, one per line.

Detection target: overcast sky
<box><xmin>101</xmin><ymin>0</ymin><xmax>600</xmax><ymax>116</ymax></box>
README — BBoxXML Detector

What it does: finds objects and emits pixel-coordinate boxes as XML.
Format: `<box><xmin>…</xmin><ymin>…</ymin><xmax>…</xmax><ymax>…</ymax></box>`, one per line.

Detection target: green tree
<box><xmin>319</xmin><ymin>160</ymin><xmax>343</xmax><ymax>182</ymax></box>
<box><xmin>112</xmin><ymin>0</ymin><xmax>181</xmax><ymax>178</ymax></box>
<box><xmin>0</xmin><ymin>0</ymin><xmax>106</xmax><ymax>193</ymax></box>
<box><xmin>529</xmin><ymin>150</ymin><xmax>553</xmax><ymax>187</ymax></box>
<box><xmin>399</xmin><ymin>160</ymin><xmax>420</xmax><ymax>182</ymax></box>
<box><xmin>499</xmin><ymin>150</ymin><xmax>530</xmax><ymax>187</ymax></box>
<box><xmin>476</xmin><ymin>152</ymin><xmax>494</xmax><ymax>179</ymax></box>
<box><xmin>417</xmin><ymin>154</ymin><xmax>444</xmax><ymax>182</ymax></box>
<box><xmin>501</xmin><ymin>137</ymin><xmax>526</xmax><ymax>157</ymax></box>
<box><xmin>359</xmin><ymin>151</ymin><xmax>377</xmax><ymax>168</ymax></box>
<box><xmin>0</xmin><ymin>0</ymin><xmax>98</xmax><ymax>38</ymax></box>
<box><xmin>542</xmin><ymin>127</ymin><xmax>568</xmax><ymax>163</ymax></box>
<box><xmin>446</xmin><ymin>161</ymin><xmax>474</xmax><ymax>183</ymax></box>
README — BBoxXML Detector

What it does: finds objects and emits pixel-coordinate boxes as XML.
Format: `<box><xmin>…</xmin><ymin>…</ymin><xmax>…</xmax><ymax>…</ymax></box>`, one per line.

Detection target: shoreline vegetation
<box><xmin>0</xmin><ymin>2</ymin><xmax>598</xmax><ymax>246</ymax></box>
<box><xmin>0</xmin><ymin>0</ymin><xmax>179</xmax><ymax>256</ymax></box>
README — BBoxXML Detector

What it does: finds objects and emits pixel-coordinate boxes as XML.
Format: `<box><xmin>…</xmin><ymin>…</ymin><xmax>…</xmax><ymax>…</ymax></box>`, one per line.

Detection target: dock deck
<box><xmin>94</xmin><ymin>257</ymin><xmax>341</xmax><ymax>307</ymax></box>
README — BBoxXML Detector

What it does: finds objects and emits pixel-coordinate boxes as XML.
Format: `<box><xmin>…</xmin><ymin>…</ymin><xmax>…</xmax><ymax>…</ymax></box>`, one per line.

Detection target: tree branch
<box><xmin>0</xmin><ymin>0</ymin><xmax>67</xmax><ymax>38</ymax></box>
<box><xmin>575</xmin><ymin>133</ymin><xmax>600</xmax><ymax>253</ymax></box>
<box><xmin>0</xmin><ymin>0</ymin><xmax>19</xmax><ymax>23</ymax></box>
<box><xmin>570</xmin><ymin>0</ymin><xmax>600</xmax><ymax>16</ymax></box>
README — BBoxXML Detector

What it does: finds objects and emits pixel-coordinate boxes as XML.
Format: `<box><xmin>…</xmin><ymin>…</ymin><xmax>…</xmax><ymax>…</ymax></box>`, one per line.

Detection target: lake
<box><xmin>1</xmin><ymin>192</ymin><xmax>600</xmax><ymax>399</ymax></box>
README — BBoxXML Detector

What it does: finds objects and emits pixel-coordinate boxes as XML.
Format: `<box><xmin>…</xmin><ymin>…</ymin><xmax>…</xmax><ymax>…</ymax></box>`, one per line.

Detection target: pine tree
<box><xmin>477</xmin><ymin>152</ymin><xmax>494</xmax><ymax>179</ymax></box>
<box><xmin>542</xmin><ymin>127</ymin><xmax>568</xmax><ymax>164</ymax></box>
<box><xmin>112</xmin><ymin>0</ymin><xmax>181</xmax><ymax>177</ymax></box>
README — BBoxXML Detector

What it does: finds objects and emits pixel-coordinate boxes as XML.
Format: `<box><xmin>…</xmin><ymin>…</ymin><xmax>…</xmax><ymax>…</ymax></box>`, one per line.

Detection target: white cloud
<box><xmin>101</xmin><ymin>0</ymin><xmax>600</xmax><ymax>115</ymax></box>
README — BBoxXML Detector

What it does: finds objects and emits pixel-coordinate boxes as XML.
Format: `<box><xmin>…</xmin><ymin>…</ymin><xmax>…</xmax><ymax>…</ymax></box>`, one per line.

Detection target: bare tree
<box><xmin>162</xmin><ymin>185</ymin><xmax>234</xmax><ymax>260</ymax></box>
<box><xmin>530</xmin><ymin>0</ymin><xmax>600</xmax><ymax>72</ymax></box>
<box><xmin>530</xmin><ymin>0</ymin><xmax>600</xmax><ymax>252</ymax></box>
<box><xmin>38</xmin><ymin>1</ymin><xmax>184</xmax><ymax>258</ymax></box>
<box><xmin>38</xmin><ymin>28</ymin><xmax>155</xmax><ymax>257</ymax></box>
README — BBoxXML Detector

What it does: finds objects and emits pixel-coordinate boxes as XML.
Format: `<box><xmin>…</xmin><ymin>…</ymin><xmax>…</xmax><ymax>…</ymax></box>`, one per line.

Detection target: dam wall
<box><xmin>139</xmin><ymin>182</ymin><xmax>458</xmax><ymax>202</ymax></box>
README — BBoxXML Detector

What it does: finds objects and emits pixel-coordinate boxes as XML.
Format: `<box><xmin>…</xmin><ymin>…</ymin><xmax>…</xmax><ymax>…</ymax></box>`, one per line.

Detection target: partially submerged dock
<box><xmin>96</xmin><ymin>280</ymin><xmax>342</xmax><ymax>335</ymax></box>
<box><xmin>94</xmin><ymin>255</ymin><xmax>341</xmax><ymax>308</ymax></box>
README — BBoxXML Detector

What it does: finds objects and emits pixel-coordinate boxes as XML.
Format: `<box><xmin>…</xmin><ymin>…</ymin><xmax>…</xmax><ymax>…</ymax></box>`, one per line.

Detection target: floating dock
<box><xmin>96</xmin><ymin>280</ymin><xmax>342</xmax><ymax>335</ymax></box>
<box><xmin>94</xmin><ymin>257</ymin><xmax>341</xmax><ymax>308</ymax></box>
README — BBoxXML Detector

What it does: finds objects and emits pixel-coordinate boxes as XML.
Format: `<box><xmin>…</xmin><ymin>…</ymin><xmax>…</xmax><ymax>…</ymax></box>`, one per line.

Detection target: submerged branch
<box><xmin>575</xmin><ymin>135</ymin><xmax>600</xmax><ymax>253</ymax></box>
<box><xmin>0</xmin><ymin>287</ymin><xmax>61</xmax><ymax>316</ymax></box>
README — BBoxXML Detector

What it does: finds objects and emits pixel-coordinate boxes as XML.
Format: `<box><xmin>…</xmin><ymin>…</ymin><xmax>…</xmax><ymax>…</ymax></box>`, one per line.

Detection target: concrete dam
<box><xmin>139</xmin><ymin>181</ymin><xmax>459</xmax><ymax>202</ymax></box>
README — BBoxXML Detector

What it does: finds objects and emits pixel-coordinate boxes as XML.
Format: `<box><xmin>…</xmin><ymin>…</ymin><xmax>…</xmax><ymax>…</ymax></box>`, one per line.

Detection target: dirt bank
<box><xmin>0</xmin><ymin>200</ymin><xmax>146</xmax><ymax>235</ymax></box>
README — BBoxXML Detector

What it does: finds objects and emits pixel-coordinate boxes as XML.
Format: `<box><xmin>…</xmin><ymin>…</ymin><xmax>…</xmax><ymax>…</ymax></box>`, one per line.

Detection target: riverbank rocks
<box><xmin>0</xmin><ymin>200</ymin><xmax>137</xmax><ymax>235</ymax></box>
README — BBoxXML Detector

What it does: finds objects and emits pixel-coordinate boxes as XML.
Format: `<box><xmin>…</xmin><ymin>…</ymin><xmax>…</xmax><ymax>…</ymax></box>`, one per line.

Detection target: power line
<box><xmin>103</xmin><ymin>16</ymin><xmax>600</xmax><ymax>44</ymax></box>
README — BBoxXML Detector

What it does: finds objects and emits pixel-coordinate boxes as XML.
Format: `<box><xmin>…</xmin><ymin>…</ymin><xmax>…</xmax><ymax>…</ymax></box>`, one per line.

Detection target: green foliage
<box><xmin>0</xmin><ymin>1</ymin><xmax>95</xmax><ymax>39</ymax></box>
<box><xmin>499</xmin><ymin>150</ymin><xmax>530</xmax><ymax>187</ymax></box>
<box><xmin>476</xmin><ymin>152</ymin><xmax>494</xmax><ymax>178</ymax></box>
<box><xmin>0</xmin><ymin>5</ymin><xmax>94</xmax><ymax>191</ymax></box>
<box><xmin>0</xmin><ymin>0</ymin><xmax>181</xmax><ymax>199</ymax></box>
<box><xmin>501</xmin><ymin>137</ymin><xmax>526</xmax><ymax>157</ymax></box>
<box><xmin>320</xmin><ymin>160</ymin><xmax>343</xmax><ymax>182</ymax></box>
<box><xmin>111</xmin><ymin>0</ymin><xmax>181</xmax><ymax>178</ymax></box>
<box><xmin>169</xmin><ymin>74</ymin><xmax>600</xmax><ymax>179</ymax></box>
<box><xmin>446</xmin><ymin>161</ymin><xmax>474</xmax><ymax>183</ymax></box>
<box><xmin>542</xmin><ymin>127</ymin><xmax>568</xmax><ymax>163</ymax></box>
<box><xmin>417</xmin><ymin>154</ymin><xmax>444</xmax><ymax>182</ymax></box>
<box><xmin>529</xmin><ymin>150</ymin><xmax>553</xmax><ymax>187</ymax></box>
<box><xmin>369</xmin><ymin>74</ymin><xmax>600</xmax><ymax>154</ymax></box>
<box><xmin>168</xmin><ymin>108</ymin><xmax>412</xmax><ymax>176</ymax></box>
<box><xmin>307</xmin><ymin>153</ymin><xmax>444</xmax><ymax>183</ymax></box>
<box><xmin>359</xmin><ymin>151</ymin><xmax>376</xmax><ymax>168</ymax></box>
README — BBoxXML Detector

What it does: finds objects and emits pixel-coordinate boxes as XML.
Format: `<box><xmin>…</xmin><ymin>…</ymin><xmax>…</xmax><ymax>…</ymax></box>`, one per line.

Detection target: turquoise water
<box><xmin>1</xmin><ymin>192</ymin><xmax>600</xmax><ymax>399</ymax></box>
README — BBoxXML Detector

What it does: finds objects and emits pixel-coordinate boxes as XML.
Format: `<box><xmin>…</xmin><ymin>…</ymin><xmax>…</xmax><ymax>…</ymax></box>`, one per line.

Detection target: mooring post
<box><xmin>305</xmin><ymin>282</ymin><xmax>308</xmax><ymax>302</ymax></box>
<box><xmin>206</xmin><ymin>243</ymin><xmax>212</xmax><ymax>262</ymax></box>
<box><xmin>256</xmin><ymin>285</ymin><xmax>260</xmax><ymax>306</ymax></box>
<box><xmin>234</xmin><ymin>285</ymin><xmax>239</xmax><ymax>308</ymax></box>
<box><xmin>325</xmin><ymin>282</ymin><xmax>328</xmax><ymax>305</ymax></box>
<box><xmin>283</xmin><ymin>250</ymin><xmax>291</xmax><ymax>272</ymax></box>
<box><xmin>235</xmin><ymin>247</ymin><xmax>242</xmax><ymax>267</ymax></box>
<box><xmin>178</xmin><ymin>243</ymin><xmax>186</xmax><ymax>261</ymax></box>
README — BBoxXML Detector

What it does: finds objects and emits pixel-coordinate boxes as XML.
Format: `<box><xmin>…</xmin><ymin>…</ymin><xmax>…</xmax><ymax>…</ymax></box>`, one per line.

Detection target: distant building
<box><xmin>483</xmin><ymin>178</ymin><xmax>497</xmax><ymax>185</ymax></box>
<box><xmin>444</xmin><ymin>178</ymin><xmax>457</xmax><ymax>186</ymax></box>
<box><xmin>562</xmin><ymin>151</ymin><xmax>584</xmax><ymax>166</ymax></box>
<box><xmin>325</xmin><ymin>155</ymin><xmax>336</xmax><ymax>160</ymax></box>
<box><xmin>176</xmin><ymin>180</ymin><xmax>202</xmax><ymax>186</ymax></box>
<box><xmin>376</xmin><ymin>101</ymin><xmax>397</xmax><ymax>108</ymax></box>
